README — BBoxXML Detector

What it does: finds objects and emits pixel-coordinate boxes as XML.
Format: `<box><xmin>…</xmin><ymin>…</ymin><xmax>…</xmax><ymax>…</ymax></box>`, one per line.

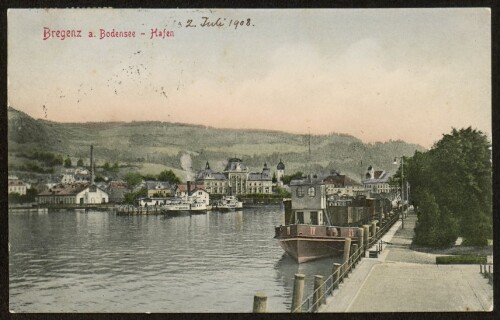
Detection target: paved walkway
<box><xmin>320</xmin><ymin>212</ymin><xmax>493</xmax><ymax>312</ymax></box>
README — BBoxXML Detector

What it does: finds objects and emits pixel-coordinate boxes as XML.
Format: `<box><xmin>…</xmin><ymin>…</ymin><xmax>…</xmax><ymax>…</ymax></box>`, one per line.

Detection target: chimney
<box><xmin>90</xmin><ymin>145</ymin><xmax>94</xmax><ymax>185</ymax></box>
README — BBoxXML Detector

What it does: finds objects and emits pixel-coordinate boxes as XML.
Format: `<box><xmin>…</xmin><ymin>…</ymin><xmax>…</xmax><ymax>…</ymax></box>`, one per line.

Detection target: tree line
<box><xmin>391</xmin><ymin>127</ymin><xmax>492</xmax><ymax>247</ymax></box>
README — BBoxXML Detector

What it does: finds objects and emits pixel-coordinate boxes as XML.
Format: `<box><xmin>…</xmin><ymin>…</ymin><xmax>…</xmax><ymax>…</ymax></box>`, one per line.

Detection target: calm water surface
<box><xmin>9</xmin><ymin>207</ymin><xmax>341</xmax><ymax>312</ymax></box>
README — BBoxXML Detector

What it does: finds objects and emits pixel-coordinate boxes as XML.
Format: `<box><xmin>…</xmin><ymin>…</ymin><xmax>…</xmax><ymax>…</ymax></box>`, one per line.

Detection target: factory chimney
<box><xmin>90</xmin><ymin>145</ymin><xmax>94</xmax><ymax>185</ymax></box>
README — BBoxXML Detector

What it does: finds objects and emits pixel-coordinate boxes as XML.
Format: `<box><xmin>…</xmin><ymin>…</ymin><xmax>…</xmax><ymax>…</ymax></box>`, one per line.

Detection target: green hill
<box><xmin>7</xmin><ymin>106</ymin><xmax>424</xmax><ymax>181</ymax></box>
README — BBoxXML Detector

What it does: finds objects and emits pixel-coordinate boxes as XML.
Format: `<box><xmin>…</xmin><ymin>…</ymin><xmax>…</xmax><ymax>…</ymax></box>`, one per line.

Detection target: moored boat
<box><xmin>274</xmin><ymin>176</ymin><xmax>362</xmax><ymax>263</ymax></box>
<box><xmin>215</xmin><ymin>195</ymin><xmax>243</xmax><ymax>211</ymax></box>
<box><xmin>189</xmin><ymin>201</ymin><xmax>209</xmax><ymax>214</ymax></box>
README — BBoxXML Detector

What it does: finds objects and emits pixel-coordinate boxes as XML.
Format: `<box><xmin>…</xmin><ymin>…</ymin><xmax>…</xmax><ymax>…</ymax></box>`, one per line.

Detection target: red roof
<box><xmin>38</xmin><ymin>183</ymin><xmax>90</xmax><ymax>196</ymax></box>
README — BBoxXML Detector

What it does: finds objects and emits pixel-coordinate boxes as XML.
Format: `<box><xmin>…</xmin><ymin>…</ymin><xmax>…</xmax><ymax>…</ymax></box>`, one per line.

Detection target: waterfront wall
<box><xmin>255</xmin><ymin>211</ymin><xmax>400</xmax><ymax>313</ymax></box>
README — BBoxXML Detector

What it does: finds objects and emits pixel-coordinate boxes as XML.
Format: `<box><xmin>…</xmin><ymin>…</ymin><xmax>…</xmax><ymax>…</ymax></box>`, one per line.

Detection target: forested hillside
<box><xmin>8</xmin><ymin>107</ymin><xmax>424</xmax><ymax>180</ymax></box>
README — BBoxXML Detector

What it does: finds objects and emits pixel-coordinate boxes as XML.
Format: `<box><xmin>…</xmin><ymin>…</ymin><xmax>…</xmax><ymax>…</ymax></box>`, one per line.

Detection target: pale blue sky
<box><xmin>8</xmin><ymin>8</ymin><xmax>491</xmax><ymax>148</ymax></box>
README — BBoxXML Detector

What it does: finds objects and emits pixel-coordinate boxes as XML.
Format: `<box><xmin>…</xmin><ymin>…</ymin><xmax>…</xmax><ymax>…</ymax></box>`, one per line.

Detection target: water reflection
<box><xmin>274</xmin><ymin>253</ymin><xmax>342</xmax><ymax>311</ymax></box>
<box><xmin>10</xmin><ymin>207</ymin><xmax>336</xmax><ymax>312</ymax></box>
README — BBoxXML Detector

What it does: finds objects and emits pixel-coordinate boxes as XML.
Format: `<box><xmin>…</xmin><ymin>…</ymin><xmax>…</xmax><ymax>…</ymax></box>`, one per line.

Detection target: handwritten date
<box><xmin>180</xmin><ymin>17</ymin><xmax>254</xmax><ymax>30</ymax></box>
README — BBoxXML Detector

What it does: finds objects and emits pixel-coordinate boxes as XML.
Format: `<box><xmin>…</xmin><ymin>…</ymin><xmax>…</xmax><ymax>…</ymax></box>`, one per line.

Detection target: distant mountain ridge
<box><xmin>7</xmin><ymin>106</ymin><xmax>425</xmax><ymax>181</ymax></box>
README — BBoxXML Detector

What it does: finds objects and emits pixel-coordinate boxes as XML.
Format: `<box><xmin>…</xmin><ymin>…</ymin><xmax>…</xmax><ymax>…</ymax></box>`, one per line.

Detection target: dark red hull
<box><xmin>278</xmin><ymin>236</ymin><xmax>346</xmax><ymax>263</ymax></box>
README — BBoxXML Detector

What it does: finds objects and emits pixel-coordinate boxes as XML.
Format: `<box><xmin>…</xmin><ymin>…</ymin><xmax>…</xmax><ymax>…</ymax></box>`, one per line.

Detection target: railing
<box><xmin>291</xmin><ymin>212</ymin><xmax>400</xmax><ymax>313</ymax></box>
<box><xmin>367</xmin><ymin>212</ymin><xmax>399</xmax><ymax>248</ymax></box>
<box><xmin>291</xmin><ymin>239</ymin><xmax>366</xmax><ymax>312</ymax></box>
<box><xmin>480</xmin><ymin>263</ymin><xmax>494</xmax><ymax>286</ymax></box>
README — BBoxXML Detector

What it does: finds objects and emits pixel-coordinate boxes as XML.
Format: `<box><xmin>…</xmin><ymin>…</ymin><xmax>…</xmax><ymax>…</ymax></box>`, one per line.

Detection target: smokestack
<box><xmin>187</xmin><ymin>181</ymin><xmax>191</xmax><ymax>196</ymax></box>
<box><xmin>90</xmin><ymin>145</ymin><xmax>94</xmax><ymax>185</ymax></box>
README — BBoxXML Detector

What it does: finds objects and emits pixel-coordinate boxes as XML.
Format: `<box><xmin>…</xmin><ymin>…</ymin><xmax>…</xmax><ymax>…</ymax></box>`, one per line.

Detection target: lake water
<box><xmin>9</xmin><ymin>207</ymin><xmax>342</xmax><ymax>312</ymax></box>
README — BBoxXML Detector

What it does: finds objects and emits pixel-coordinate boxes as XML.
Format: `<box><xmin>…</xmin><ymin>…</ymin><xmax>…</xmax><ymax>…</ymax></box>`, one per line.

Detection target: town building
<box><xmin>362</xmin><ymin>166</ymin><xmax>392</xmax><ymax>194</ymax></box>
<box><xmin>8</xmin><ymin>176</ymin><xmax>28</xmax><ymax>195</ymax></box>
<box><xmin>195</xmin><ymin>158</ymin><xmax>287</xmax><ymax>196</ymax></box>
<box><xmin>37</xmin><ymin>183</ymin><xmax>109</xmax><ymax>205</ymax></box>
<box><xmin>323</xmin><ymin>171</ymin><xmax>365</xmax><ymax>197</ymax></box>
<box><xmin>60</xmin><ymin>167</ymin><xmax>91</xmax><ymax>184</ymax></box>
<box><xmin>146</xmin><ymin>181</ymin><xmax>172</xmax><ymax>197</ymax></box>
<box><xmin>246</xmin><ymin>163</ymin><xmax>273</xmax><ymax>194</ymax></box>
<box><xmin>195</xmin><ymin>162</ymin><xmax>228</xmax><ymax>195</ymax></box>
<box><xmin>224</xmin><ymin>158</ymin><xmax>248</xmax><ymax>195</ymax></box>
<box><xmin>276</xmin><ymin>159</ymin><xmax>285</xmax><ymax>183</ymax></box>
<box><xmin>188</xmin><ymin>188</ymin><xmax>210</xmax><ymax>205</ymax></box>
<box><xmin>108</xmin><ymin>180</ymin><xmax>130</xmax><ymax>203</ymax></box>
<box><xmin>173</xmin><ymin>181</ymin><xmax>206</xmax><ymax>198</ymax></box>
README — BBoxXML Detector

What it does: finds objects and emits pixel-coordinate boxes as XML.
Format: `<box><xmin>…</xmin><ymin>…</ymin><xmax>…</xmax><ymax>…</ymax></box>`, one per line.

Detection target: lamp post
<box><xmin>393</xmin><ymin>157</ymin><xmax>404</xmax><ymax>229</ymax></box>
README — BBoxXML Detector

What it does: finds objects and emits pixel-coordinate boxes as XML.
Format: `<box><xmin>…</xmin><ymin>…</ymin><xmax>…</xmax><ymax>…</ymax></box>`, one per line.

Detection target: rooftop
<box><xmin>38</xmin><ymin>182</ymin><xmax>90</xmax><ymax>196</ymax></box>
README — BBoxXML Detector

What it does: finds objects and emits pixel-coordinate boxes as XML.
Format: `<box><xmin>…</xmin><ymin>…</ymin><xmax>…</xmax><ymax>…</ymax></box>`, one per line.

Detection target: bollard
<box><xmin>342</xmin><ymin>237</ymin><xmax>352</xmax><ymax>277</ymax></box>
<box><xmin>291</xmin><ymin>273</ymin><xmax>305</xmax><ymax>313</ymax></box>
<box><xmin>313</xmin><ymin>275</ymin><xmax>325</xmax><ymax>311</ymax></box>
<box><xmin>357</xmin><ymin>228</ymin><xmax>365</xmax><ymax>259</ymax></box>
<box><xmin>351</xmin><ymin>244</ymin><xmax>358</xmax><ymax>265</ymax></box>
<box><xmin>253</xmin><ymin>293</ymin><xmax>267</xmax><ymax>313</ymax></box>
<box><xmin>332</xmin><ymin>263</ymin><xmax>341</xmax><ymax>289</ymax></box>
<box><xmin>371</xmin><ymin>221</ymin><xmax>378</xmax><ymax>239</ymax></box>
<box><xmin>363</xmin><ymin>225</ymin><xmax>370</xmax><ymax>254</ymax></box>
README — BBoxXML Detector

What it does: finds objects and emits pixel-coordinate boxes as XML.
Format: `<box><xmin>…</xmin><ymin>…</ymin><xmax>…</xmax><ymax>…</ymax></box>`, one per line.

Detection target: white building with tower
<box><xmin>362</xmin><ymin>165</ymin><xmax>392</xmax><ymax>194</ymax></box>
<box><xmin>276</xmin><ymin>159</ymin><xmax>285</xmax><ymax>185</ymax></box>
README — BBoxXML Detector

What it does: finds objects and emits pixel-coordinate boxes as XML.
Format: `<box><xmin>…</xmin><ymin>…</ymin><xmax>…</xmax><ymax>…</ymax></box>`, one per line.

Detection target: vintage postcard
<box><xmin>7</xmin><ymin>8</ymin><xmax>493</xmax><ymax>313</ymax></box>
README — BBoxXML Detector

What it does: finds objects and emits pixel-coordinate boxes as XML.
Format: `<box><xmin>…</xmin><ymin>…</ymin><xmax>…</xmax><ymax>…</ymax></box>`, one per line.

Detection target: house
<box><xmin>174</xmin><ymin>181</ymin><xmax>205</xmax><ymax>198</ymax></box>
<box><xmin>187</xmin><ymin>188</ymin><xmax>210</xmax><ymax>205</ymax></box>
<box><xmin>37</xmin><ymin>183</ymin><xmax>109</xmax><ymax>205</ymax></box>
<box><xmin>8</xmin><ymin>176</ymin><xmax>28</xmax><ymax>195</ymax></box>
<box><xmin>362</xmin><ymin>166</ymin><xmax>392</xmax><ymax>194</ymax></box>
<box><xmin>195</xmin><ymin>161</ymin><xmax>228</xmax><ymax>195</ymax></box>
<box><xmin>59</xmin><ymin>167</ymin><xmax>91</xmax><ymax>184</ymax></box>
<box><xmin>108</xmin><ymin>180</ymin><xmax>130</xmax><ymax>203</ymax></box>
<box><xmin>146</xmin><ymin>181</ymin><xmax>172</xmax><ymax>197</ymax></box>
<box><xmin>323</xmin><ymin>171</ymin><xmax>365</xmax><ymax>197</ymax></box>
<box><xmin>246</xmin><ymin>163</ymin><xmax>273</xmax><ymax>194</ymax></box>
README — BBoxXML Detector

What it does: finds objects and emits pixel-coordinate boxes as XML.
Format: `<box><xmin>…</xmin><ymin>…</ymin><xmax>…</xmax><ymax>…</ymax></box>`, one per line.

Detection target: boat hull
<box><xmin>275</xmin><ymin>224</ymin><xmax>360</xmax><ymax>263</ymax></box>
<box><xmin>278</xmin><ymin>236</ymin><xmax>345</xmax><ymax>263</ymax></box>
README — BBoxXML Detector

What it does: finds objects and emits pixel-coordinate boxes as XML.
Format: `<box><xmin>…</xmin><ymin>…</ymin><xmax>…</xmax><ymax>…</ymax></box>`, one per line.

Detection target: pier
<box><xmin>318</xmin><ymin>211</ymin><xmax>493</xmax><ymax>312</ymax></box>
<box><xmin>254</xmin><ymin>209</ymin><xmax>493</xmax><ymax>312</ymax></box>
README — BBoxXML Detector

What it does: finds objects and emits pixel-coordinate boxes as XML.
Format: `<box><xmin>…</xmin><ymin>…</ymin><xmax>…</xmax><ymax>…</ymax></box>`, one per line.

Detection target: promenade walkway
<box><xmin>320</xmin><ymin>211</ymin><xmax>493</xmax><ymax>312</ymax></box>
